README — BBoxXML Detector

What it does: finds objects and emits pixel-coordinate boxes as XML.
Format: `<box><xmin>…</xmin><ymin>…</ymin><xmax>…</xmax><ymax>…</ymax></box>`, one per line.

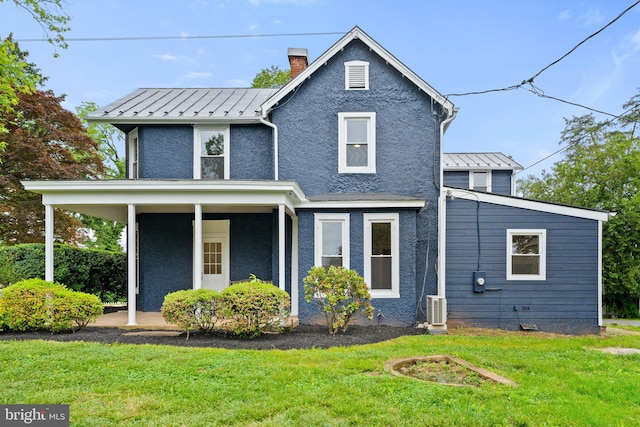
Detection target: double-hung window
<box><xmin>507</xmin><ymin>229</ymin><xmax>546</xmax><ymax>280</ymax></box>
<box><xmin>338</xmin><ymin>112</ymin><xmax>376</xmax><ymax>174</ymax></box>
<box><xmin>470</xmin><ymin>171</ymin><xmax>491</xmax><ymax>192</ymax></box>
<box><xmin>364</xmin><ymin>213</ymin><xmax>399</xmax><ymax>298</ymax></box>
<box><xmin>314</xmin><ymin>214</ymin><xmax>350</xmax><ymax>269</ymax></box>
<box><xmin>195</xmin><ymin>126</ymin><xmax>229</xmax><ymax>180</ymax></box>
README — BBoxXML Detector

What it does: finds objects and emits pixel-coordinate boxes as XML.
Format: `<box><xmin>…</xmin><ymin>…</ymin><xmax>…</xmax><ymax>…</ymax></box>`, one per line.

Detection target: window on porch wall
<box><xmin>200</xmin><ymin>128</ymin><xmax>225</xmax><ymax>179</ymax></box>
<box><xmin>314</xmin><ymin>213</ymin><xmax>350</xmax><ymax>269</ymax></box>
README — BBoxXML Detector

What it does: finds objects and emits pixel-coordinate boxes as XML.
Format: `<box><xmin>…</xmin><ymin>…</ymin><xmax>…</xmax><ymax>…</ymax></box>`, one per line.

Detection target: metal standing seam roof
<box><xmin>87</xmin><ymin>88</ymin><xmax>279</xmax><ymax>122</ymax></box>
<box><xmin>443</xmin><ymin>152</ymin><xmax>523</xmax><ymax>170</ymax></box>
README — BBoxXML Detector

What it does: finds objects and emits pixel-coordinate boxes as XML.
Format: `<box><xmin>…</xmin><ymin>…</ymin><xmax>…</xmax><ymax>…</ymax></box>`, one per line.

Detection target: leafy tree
<box><xmin>75</xmin><ymin>102</ymin><xmax>126</xmax><ymax>251</ymax></box>
<box><xmin>251</xmin><ymin>65</ymin><xmax>290</xmax><ymax>89</ymax></box>
<box><xmin>518</xmin><ymin>91</ymin><xmax>640</xmax><ymax>317</ymax></box>
<box><xmin>0</xmin><ymin>1</ymin><xmax>70</xmax><ymax>146</ymax></box>
<box><xmin>0</xmin><ymin>78</ymin><xmax>104</xmax><ymax>245</ymax></box>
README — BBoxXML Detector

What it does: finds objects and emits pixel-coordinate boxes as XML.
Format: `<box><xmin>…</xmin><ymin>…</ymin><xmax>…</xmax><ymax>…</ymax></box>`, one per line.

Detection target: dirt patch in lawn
<box><xmin>386</xmin><ymin>355</ymin><xmax>518</xmax><ymax>387</ymax></box>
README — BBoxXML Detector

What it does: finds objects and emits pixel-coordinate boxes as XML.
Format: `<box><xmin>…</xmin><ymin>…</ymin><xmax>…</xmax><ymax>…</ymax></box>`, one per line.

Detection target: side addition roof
<box><xmin>443</xmin><ymin>152</ymin><xmax>523</xmax><ymax>171</ymax></box>
<box><xmin>261</xmin><ymin>26</ymin><xmax>455</xmax><ymax>116</ymax></box>
<box><xmin>87</xmin><ymin>88</ymin><xmax>279</xmax><ymax>124</ymax></box>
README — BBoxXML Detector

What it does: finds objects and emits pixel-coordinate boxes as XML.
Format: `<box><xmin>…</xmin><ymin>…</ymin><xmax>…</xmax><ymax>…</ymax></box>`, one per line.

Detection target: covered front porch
<box><xmin>22</xmin><ymin>180</ymin><xmax>305</xmax><ymax>326</ymax></box>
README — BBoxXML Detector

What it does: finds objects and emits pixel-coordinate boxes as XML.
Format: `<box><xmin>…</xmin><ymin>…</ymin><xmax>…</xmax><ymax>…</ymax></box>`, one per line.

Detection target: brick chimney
<box><xmin>288</xmin><ymin>48</ymin><xmax>308</xmax><ymax>79</ymax></box>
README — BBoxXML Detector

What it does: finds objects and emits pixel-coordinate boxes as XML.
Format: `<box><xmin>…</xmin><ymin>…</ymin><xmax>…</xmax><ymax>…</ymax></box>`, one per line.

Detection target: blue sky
<box><xmin>3</xmin><ymin>0</ymin><xmax>639</xmax><ymax>178</ymax></box>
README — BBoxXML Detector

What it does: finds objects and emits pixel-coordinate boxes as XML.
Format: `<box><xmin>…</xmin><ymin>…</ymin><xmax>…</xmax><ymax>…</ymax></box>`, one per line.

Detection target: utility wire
<box><xmin>517</xmin><ymin>103</ymin><xmax>639</xmax><ymax>174</ymax></box>
<box><xmin>16</xmin><ymin>31</ymin><xmax>345</xmax><ymax>43</ymax></box>
<box><xmin>446</xmin><ymin>0</ymin><xmax>640</xmax><ymax>115</ymax></box>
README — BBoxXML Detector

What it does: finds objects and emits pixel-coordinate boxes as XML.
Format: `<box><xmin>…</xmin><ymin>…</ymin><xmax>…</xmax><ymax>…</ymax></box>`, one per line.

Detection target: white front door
<box><xmin>199</xmin><ymin>220</ymin><xmax>230</xmax><ymax>291</ymax></box>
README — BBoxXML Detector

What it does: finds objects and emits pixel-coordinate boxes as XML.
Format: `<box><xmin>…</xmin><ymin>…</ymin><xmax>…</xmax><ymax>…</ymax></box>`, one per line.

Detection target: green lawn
<box><xmin>1</xmin><ymin>330</ymin><xmax>639</xmax><ymax>426</ymax></box>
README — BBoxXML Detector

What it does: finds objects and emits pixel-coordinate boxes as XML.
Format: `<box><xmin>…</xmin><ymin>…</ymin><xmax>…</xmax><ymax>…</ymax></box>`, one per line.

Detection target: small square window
<box><xmin>507</xmin><ymin>229</ymin><xmax>546</xmax><ymax>280</ymax></box>
<box><xmin>470</xmin><ymin>171</ymin><xmax>491</xmax><ymax>192</ymax></box>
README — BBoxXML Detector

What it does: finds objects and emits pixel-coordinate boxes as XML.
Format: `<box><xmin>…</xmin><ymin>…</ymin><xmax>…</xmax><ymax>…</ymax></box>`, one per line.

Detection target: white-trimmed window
<box><xmin>345</xmin><ymin>60</ymin><xmax>369</xmax><ymax>90</ymax></box>
<box><xmin>338</xmin><ymin>112</ymin><xmax>376</xmax><ymax>174</ymax></box>
<box><xmin>364</xmin><ymin>213</ymin><xmax>399</xmax><ymax>298</ymax></box>
<box><xmin>128</xmin><ymin>128</ymin><xmax>139</xmax><ymax>179</ymax></box>
<box><xmin>470</xmin><ymin>170</ymin><xmax>491</xmax><ymax>192</ymax></box>
<box><xmin>314</xmin><ymin>213</ymin><xmax>350</xmax><ymax>269</ymax></box>
<box><xmin>507</xmin><ymin>229</ymin><xmax>546</xmax><ymax>280</ymax></box>
<box><xmin>194</xmin><ymin>126</ymin><xmax>229</xmax><ymax>180</ymax></box>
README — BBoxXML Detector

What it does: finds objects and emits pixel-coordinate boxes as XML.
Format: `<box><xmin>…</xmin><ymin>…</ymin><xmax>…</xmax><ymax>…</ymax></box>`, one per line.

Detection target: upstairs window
<box><xmin>345</xmin><ymin>60</ymin><xmax>369</xmax><ymax>90</ymax></box>
<box><xmin>128</xmin><ymin>128</ymin><xmax>139</xmax><ymax>179</ymax></box>
<box><xmin>314</xmin><ymin>213</ymin><xmax>350</xmax><ymax>269</ymax></box>
<box><xmin>195</xmin><ymin>126</ymin><xmax>228</xmax><ymax>180</ymax></box>
<box><xmin>338</xmin><ymin>112</ymin><xmax>376</xmax><ymax>174</ymax></box>
<box><xmin>507</xmin><ymin>229</ymin><xmax>546</xmax><ymax>280</ymax></box>
<box><xmin>470</xmin><ymin>171</ymin><xmax>491</xmax><ymax>192</ymax></box>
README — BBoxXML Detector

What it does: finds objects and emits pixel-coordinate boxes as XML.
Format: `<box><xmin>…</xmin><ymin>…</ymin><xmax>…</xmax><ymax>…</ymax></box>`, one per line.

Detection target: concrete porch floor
<box><xmin>94</xmin><ymin>309</ymin><xmax>299</xmax><ymax>330</ymax></box>
<box><xmin>94</xmin><ymin>310</ymin><xmax>179</xmax><ymax>330</ymax></box>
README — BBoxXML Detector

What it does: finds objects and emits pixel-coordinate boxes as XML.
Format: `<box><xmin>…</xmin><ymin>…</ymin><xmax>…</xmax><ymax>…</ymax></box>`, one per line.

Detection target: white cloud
<box><xmin>154</xmin><ymin>54</ymin><xmax>178</xmax><ymax>61</ymax></box>
<box><xmin>558</xmin><ymin>10</ymin><xmax>571</xmax><ymax>21</ymax></box>
<box><xmin>577</xmin><ymin>8</ymin><xmax>604</xmax><ymax>27</ymax></box>
<box><xmin>184</xmin><ymin>71</ymin><xmax>213</xmax><ymax>79</ymax></box>
<box><xmin>248</xmin><ymin>0</ymin><xmax>317</xmax><ymax>6</ymax></box>
<box><xmin>228</xmin><ymin>79</ymin><xmax>249</xmax><ymax>86</ymax></box>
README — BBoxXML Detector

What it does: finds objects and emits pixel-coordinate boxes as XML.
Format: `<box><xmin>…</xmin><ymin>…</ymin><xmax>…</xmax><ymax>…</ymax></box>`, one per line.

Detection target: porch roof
<box><xmin>22</xmin><ymin>180</ymin><xmax>306</xmax><ymax>222</ymax></box>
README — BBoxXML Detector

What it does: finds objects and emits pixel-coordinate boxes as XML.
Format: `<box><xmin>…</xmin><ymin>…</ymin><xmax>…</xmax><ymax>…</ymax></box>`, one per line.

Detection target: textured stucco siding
<box><xmin>230</xmin><ymin>125</ymin><xmax>274</xmax><ymax>180</ymax></box>
<box><xmin>138</xmin><ymin>126</ymin><xmax>193</xmax><ymax>179</ymax></box>
<box><xmin>296</xmin><ymin>209</ymin><xmax>418</xmax><ymax>327</ymax></box>
<box><xmin>272</xmin><ymin>39</ymin><xmax>441</xmax><ymax>326</ymax></box>
<box><xmin>137</xmin><ymin>213</ymin><xmax>274</xmax><ymax>311</ymax></box>
<box><xmin>445</xmin><ymin>199</ymin><xmax>600</xmax><ymax>335</ymax></box>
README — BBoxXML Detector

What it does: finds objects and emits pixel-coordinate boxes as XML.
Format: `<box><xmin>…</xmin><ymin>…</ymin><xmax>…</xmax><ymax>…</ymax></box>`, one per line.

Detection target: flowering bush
<box><xmin>303</xmin><ymin>266</ymin><xmax>374</xmax><ymax>334</ymax></box>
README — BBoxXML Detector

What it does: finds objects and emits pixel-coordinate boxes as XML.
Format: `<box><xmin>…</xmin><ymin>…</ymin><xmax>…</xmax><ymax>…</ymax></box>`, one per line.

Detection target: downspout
<box><xmin>260</xmin><ymin>109</ymin><xmax>279</xmax><ymax>181</ymax></box>
<box><xmin>437</xmin><ymin>107</ymin><xmax>459</xmax><ymax>298</ymax></box>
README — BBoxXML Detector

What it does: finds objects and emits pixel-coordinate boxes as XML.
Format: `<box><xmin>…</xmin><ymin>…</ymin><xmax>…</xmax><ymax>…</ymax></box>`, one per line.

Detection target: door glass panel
<box><xmin>204</xmin><ymin>242</ymin><xmax>223</xmax><ymax>275</ymax></box>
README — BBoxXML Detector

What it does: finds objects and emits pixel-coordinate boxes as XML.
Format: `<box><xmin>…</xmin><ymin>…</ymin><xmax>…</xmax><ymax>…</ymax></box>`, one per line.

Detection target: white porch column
<box><xmin>290</xmin><ymin>213</ymin><xmax>299</xmax><ymax>316</ymax></box>
<box><xmin>278</xmin><ymin>204</ymin><xmax>286</xmax><ymax>291</ymax></box>
<box><xmin>44</xmin><ymin>204</ymin><xmax>54</xmax><ymax>282</ymax></box>
<box><xmin>127</xmin><ymin>204</ymin><xmax>137</xmax><ymax>326</ymax></box>
<box><xmin>194</xmin><ymin>204</ymin><xmax>203</xmax><ymax>289</ymax></box>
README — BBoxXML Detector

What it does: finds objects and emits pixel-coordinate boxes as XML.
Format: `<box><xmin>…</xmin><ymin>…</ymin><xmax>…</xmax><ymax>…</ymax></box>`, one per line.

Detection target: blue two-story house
<box><xmin>23</xmin><ymin>27</ymin><xmax>610</xmax><ymax>334</ymax></box>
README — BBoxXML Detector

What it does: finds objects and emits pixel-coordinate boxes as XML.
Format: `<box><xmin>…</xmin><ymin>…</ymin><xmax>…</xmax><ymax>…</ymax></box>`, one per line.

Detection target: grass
<box><xmin>607</xmin><ymin>323</ymin><xmax>640</xmax><ymax>333</ymax></box>
<box><xmin>1</xmin><ymin>330</ymin><xmax>639</xmax><ymax>426</ymax></box>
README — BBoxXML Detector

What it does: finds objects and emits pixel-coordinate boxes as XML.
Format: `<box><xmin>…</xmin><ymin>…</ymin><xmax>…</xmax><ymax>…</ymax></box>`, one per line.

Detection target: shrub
<box><xmin>161</xmin><ymin>289</ymin><xmax>221</xmax><ymax>339</ymax></box>
<box><xmin>0</xmin><ymin>278</ymin><xmax>102</xmax><ymax>332</ymax></box>
<box><xmin>0</xmin><ymin>244</ymin><xmax>126</xmax><ymax>303</ymax></box>
<box><xmin>303</xmin><ymin>266</ymin><xmax>375</xmax><ymax>335</ymax></box>
<box><xmin>220</xmin><ymin>277</ymin><xmax>291</xmax><ymax>339</ymax></box>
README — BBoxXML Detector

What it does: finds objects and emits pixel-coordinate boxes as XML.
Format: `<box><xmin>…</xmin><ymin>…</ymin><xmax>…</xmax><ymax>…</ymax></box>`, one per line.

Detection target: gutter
<box><xmin>437</xmin><ymin>107</ymin><xmax>459</xmax><ymax>298</ymax></box>
<box><xmin>260</xmin><ymin>109</ymin><xmax>279</xmax><ymax>181</ymax></box>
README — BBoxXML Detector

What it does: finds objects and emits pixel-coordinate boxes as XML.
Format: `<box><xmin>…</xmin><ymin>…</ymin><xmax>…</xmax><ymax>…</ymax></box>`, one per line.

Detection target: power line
<box><xmin>517</xmin><ymin>103</ymin><xmax>639</xmax><ymax>174</ymax></box>
<box><xmin>446</xmin><ymin>0</ymin><xmax>640</xmax><ymax>115</ymax></box>
<box><xmin>16</xmin><ymin>31</ymin><xmax>345</xmax><ymax>43</ymax></box>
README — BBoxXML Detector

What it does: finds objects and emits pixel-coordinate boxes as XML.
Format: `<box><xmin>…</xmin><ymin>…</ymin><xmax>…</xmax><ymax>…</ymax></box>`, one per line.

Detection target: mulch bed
<box><xmin>0</xmin><ymin>325</ymin><xmax>425</xmax><ymax>350</ymax></box>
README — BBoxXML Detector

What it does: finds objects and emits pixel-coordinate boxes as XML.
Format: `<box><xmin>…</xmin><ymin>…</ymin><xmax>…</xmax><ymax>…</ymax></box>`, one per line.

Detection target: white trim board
<box><xmin>443</xmin><ymin>187</ymin><xmax>611</xmax><ymax>222</ymax></box>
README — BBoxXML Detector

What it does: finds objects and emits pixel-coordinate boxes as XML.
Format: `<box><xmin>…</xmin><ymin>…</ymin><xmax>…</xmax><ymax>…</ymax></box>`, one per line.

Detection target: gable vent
<box><xmin>345</xmin><ymin>60</ymin><xmax>369</xmax><ymax>90</ymax></box>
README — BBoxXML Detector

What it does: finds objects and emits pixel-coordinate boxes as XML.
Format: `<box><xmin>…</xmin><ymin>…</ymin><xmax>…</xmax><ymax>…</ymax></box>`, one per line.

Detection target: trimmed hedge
<box><xmin>0</xmin><ymin>243</ymin><xmax>126</xmax><ymax>302</ymax></box>
<box><xmin>161</xmin><ymin>289</ymin><xmax>221</xmax><ymax>339</ymax></box>
<box><xmin>220</xmin><ymin>278</ymin><xmax>291</xmax><ymax>338</ymax></box>
<box><xmin>161</xmin><ymin>277</ymin><xmax>291</xmax><ymax>339</ymax></box>
<box><xmin>0</xmin><ymin>278</ymin><xmax>103</xmax><ymax>332</ymax></box>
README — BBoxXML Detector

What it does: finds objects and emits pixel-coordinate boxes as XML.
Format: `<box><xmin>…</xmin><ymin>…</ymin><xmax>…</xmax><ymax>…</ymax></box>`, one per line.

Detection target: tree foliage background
<box><xmin>519</xmin><ymin>91</ymin><xmax>640</xmax><ymax>317</ymax></box>
<box><xmin>251</xmin><ymin>65</ymin><xmax>290</xmax><ymax>89</ymax></box>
